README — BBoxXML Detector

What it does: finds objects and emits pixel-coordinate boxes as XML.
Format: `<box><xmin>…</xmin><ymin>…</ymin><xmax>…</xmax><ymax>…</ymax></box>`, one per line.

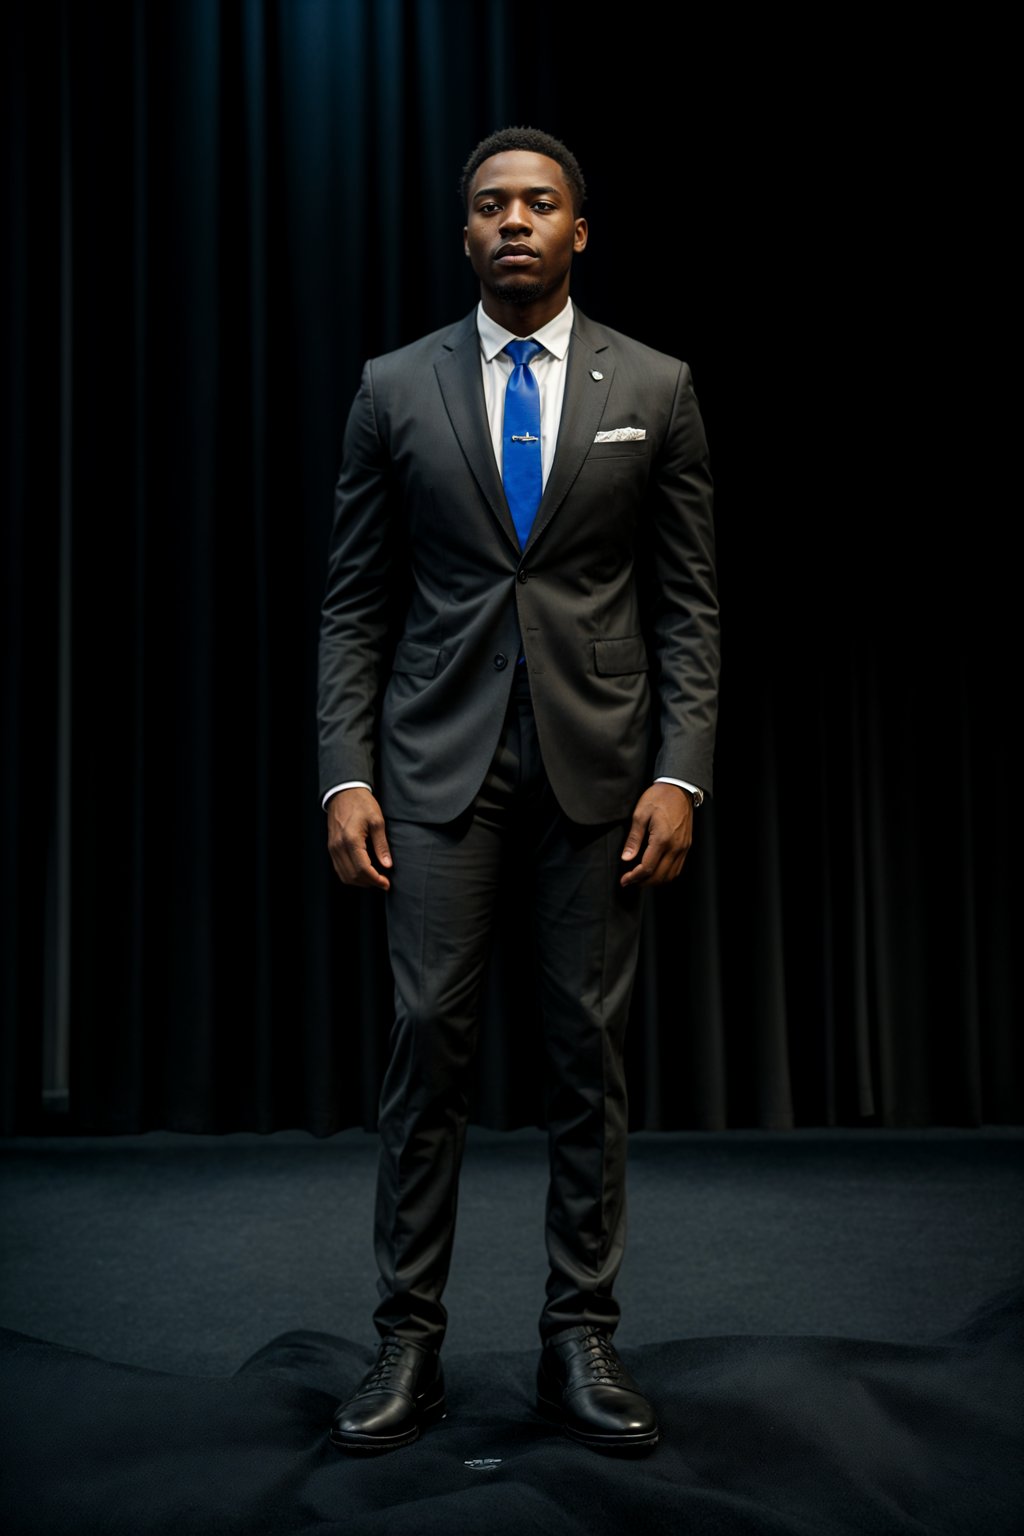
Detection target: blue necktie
<box><xmin>502</xmin><ymin>339</ymin><xmax>544</xmax><ymax>549</ymax></box>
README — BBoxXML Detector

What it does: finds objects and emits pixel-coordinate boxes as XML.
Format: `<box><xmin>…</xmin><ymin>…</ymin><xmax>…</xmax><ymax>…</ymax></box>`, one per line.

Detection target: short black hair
<box><xmin>460</xmin><ymin>127</ymin><xmax>587</xmax><ymax>216</ymax></box>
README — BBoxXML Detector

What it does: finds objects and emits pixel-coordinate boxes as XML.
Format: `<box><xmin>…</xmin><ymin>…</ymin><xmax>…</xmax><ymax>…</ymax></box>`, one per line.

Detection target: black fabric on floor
<box><xmin>2</xmin><ymin>1282</ymin><xmax>1022</xmax><ymax>1536</ymax></box>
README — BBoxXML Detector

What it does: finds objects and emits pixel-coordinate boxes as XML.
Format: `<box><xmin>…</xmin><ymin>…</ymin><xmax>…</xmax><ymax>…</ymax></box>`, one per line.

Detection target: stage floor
<box><xmin>1</xmin><ymin>1125</ymin><xmax>1021</xmax><ymax>1371</ymax></box>
<box><xmin>2</xmin><ymin>1128</ymin><xmax>1022</xmax><ymax>1535</ymax></box>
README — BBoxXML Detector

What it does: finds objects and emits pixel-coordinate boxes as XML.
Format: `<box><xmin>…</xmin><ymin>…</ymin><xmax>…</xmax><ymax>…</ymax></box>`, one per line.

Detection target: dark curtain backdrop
<box><xmin>2</xmin><ymin>1</ymin><xmax>1018</xmax><ymax>1136</ymax></box>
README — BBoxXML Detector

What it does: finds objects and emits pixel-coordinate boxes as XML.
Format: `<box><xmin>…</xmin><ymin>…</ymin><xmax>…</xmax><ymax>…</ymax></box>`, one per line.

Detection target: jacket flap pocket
<box><xmin>392</xmin><ymin>640</ymin><xmax>440</xmax><ymax>678</ymax></box>
<box><xmin>593</xmin><ymin>635</ymin><xmax>649</xmax><ymax>675</ymax></box>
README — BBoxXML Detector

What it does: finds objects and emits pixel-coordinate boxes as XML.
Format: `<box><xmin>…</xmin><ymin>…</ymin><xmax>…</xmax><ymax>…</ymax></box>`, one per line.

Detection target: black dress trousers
<box><xmin>371</xmin><ymin>665</ymin><xmax>646</xmax><ymax>1349</ymax></box>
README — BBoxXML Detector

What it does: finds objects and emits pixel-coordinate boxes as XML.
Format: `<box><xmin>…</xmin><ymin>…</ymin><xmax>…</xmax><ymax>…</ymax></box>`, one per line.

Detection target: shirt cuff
<box><xmin>655</xmin><ymin>776</ymin><xmax>703</xmax><ymax>807</ymax></box>
<box><xmin>322</xmin><ymin>781</ymin><xmax>373</xmax><ymax>811</ymax></box>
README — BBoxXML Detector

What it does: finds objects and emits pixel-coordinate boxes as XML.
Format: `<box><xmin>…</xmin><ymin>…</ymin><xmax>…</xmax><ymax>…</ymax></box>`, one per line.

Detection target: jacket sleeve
<box><xmin>316</xmin><ymin>361</ymin><xmax>395</xmax><ymax>802</ymax></box>
<box><xmin>643</xmin><ymin>361</ymin><xmax>720</xmax><ymax>796</ymax></box>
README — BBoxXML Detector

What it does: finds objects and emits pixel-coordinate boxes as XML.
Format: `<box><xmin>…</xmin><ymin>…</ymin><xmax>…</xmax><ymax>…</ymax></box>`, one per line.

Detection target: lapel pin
<box><xmin>591</xmin><ymin>370</ymin><xmax>604</xmax><ymax>380</ymax></box>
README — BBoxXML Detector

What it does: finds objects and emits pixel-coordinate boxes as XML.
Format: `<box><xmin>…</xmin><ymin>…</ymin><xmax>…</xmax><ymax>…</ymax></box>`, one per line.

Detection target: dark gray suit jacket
<box><xmin>317</xmin><ymin>305</ymin><xmax>719</xmax><ymax>825</ymax></box>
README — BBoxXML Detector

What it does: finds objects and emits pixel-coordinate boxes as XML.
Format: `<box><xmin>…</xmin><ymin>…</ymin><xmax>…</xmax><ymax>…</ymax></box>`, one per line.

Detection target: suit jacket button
<box><xmin>517</xmin><ymin>568</ymin><xmax>529</xmax><ymax>583</ymax></box>
<box><xmin>493</xmin><ymin>653</ymin><xmax>508</xmax><ymax>670</ymax></box>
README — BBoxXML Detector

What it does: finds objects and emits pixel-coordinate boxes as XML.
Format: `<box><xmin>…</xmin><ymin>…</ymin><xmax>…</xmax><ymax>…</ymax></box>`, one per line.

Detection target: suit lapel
<box><xmin>434</xmin><ymin>312</ymin><xmax>520</xmax><ymax>552</ymax></box>
<box><xmin>524</xmin><ymin>308</ymin><xmax>612</xmax><ymax>555</ymax></box>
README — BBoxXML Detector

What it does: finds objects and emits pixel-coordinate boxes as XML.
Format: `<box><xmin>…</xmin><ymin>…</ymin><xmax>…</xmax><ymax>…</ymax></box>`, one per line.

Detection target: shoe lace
<box><xmin>354</xmin><ymin>1335</ymin><xmax>408</xmax><ymax>1396</ymax></box>
<box><xmin>579</xmin><ymin>1329</ymin><xmax>624</xmax><ymax>1385</ymax></box>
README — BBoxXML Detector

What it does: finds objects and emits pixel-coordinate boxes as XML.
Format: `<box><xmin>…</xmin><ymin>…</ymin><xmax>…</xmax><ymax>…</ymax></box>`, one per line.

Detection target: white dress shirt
<box><xmin>476</xmin><ymin>298</ymin><xmax>572</xmax><ymax>491</ymax></box>
<box><xmin>323</xmin><ymin>298</ymin><xmax>701</xmax><ymax>807</ymax></box>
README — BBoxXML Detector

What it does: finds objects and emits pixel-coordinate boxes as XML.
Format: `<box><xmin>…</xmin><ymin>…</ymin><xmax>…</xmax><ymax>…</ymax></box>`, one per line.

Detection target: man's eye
<box><xmin>478</xmin><ymin>202</ymin><xmax>501</xmax><ymax>214</ymax></box>
<box><xmin>533</xmin><ymin>202</ymin><xmax>556</xmax><ymax>212</ymax></box>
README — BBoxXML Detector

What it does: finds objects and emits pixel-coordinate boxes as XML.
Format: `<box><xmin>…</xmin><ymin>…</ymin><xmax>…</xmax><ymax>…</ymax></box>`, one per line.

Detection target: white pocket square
<box><xmin>594</xmin><ymin>428</ymin><xmax>646</xmax><ymax>442</ymax></box>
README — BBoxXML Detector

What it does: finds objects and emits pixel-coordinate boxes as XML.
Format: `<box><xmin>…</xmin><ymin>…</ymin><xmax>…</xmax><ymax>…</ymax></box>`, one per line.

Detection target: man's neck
<box><xmin>479</xmin><ymin>286</ymin><xmax>571</xmax><ymax>338</ymax></box>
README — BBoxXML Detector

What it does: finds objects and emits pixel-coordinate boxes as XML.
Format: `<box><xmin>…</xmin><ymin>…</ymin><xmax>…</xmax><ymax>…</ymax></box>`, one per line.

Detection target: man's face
<box><xmin>463</xmin><ymin>151</ymin><xmax>588</xmax><ymax>311</ymax></box>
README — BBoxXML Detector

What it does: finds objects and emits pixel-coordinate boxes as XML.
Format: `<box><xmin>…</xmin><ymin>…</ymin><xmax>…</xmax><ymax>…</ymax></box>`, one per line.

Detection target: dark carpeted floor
<box><xmin>1</xmin><ymin>1127</ymin><xmax>1022</xmax><ymax>1533</ymax></box>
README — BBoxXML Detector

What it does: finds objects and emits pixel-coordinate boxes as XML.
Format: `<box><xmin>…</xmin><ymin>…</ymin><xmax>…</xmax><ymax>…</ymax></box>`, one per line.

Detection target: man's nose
<box><xmin>499</xmin><ymin>200</ymin><xmax>532</xmax><ymax>233</ymax></box>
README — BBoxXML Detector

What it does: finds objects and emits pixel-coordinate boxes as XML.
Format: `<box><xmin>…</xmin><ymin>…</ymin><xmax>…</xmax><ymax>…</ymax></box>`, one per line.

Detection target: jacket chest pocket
<box><xmin>585</xmin><ymin>439</ymin><xmax>650</xmax><ymax>461</ymax></box>
<box><xmin>580</xmin><ymin>440</ymin><xmax>651</xmax><ymax>496</ymax></box>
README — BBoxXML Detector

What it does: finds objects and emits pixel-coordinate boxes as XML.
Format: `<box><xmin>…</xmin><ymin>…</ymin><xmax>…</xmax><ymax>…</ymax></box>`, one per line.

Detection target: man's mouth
<box><xmin>494</xmin><ymin>244</ymin><xmax>538</xmax><ymax>266</ymax></box>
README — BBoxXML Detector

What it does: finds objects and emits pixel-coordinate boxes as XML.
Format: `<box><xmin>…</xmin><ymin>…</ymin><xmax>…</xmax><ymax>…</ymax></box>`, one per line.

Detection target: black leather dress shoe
<box><xmin>329</xmin><ymin>1335</ymin><xmax>446</xmax><ymax>1453</ymax></box>
<box><xmin>537</xmin><ymin>1325</ymin><xmax>659</xmax><ymax>1453</ymax></box>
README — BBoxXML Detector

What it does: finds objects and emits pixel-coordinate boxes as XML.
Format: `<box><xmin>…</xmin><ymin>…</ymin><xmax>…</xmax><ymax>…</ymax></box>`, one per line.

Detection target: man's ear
<box><xmin>574</xmin><ymin>218</ymin><xmax>589</xmax><ymax>254</ymax></box>
<box><xmin>463</xmin><ymin>227</ymin><xmax>469</xmax><ymax>256</ymax></box>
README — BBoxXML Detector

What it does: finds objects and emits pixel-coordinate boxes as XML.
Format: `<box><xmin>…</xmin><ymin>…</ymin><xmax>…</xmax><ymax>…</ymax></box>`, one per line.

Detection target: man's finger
<box><xmin>341</xmin><ymin>840</ymin><xmax>391</xmax><ymax>890</ymax></box>
<box><xmin>356</xmin><ymin>858</ymin><xmax>391</xmax><ymax>891</ymax></box>
<box><xmin>620</xmin><ymin>831</ymin><xmax>664</xmax><ymax>888</ymax></box>
<box><xmin>622</xmin><ymin>829</ymin><xmax>692</xmax><ymax>888</ymax></box>
<box><xmin>620</xmin><ymin>812</ymin><xmax>649</xmax><ymax>862</ymax></box>
<box><xmin>369</xmin><ymin>821</ymin><xmax>393</xmax><ymax>871</ymax></box>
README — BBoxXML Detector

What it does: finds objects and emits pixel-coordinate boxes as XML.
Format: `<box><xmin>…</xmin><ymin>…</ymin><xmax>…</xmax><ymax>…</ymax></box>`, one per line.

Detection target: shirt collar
<box><xmin>476</xmin><ymin>297</ymin><xmax>574</xmax><ymax>363</ymax></box>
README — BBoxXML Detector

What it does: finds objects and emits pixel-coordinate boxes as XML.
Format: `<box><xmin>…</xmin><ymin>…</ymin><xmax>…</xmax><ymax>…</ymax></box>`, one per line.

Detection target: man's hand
<box><xmin>619</xmin><ymin>783</ymin><xmax>693</xmax><ymax>889</ymax></box>
<box><xmin>326</xmin><ymin>788</ymin><xmax>393</xmax><ymax>891</ymax></box>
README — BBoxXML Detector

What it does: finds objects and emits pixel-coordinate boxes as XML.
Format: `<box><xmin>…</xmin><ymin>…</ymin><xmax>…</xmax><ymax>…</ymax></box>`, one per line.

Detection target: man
<box><xmin>317</xmin><ymin>127</ymin><xmax>719</xmax><ymax>1456</ymax></box>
